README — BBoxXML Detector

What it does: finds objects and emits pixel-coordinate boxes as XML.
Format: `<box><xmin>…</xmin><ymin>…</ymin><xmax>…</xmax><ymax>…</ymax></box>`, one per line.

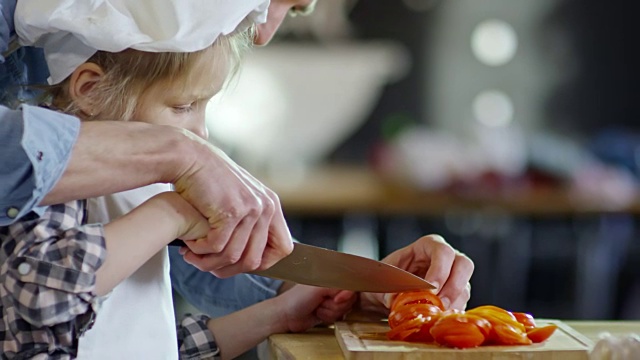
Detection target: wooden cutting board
<box><xmin>335</xmin><ymin>320</ymin><xmax>592</xmax><ymax>360</ymax></box>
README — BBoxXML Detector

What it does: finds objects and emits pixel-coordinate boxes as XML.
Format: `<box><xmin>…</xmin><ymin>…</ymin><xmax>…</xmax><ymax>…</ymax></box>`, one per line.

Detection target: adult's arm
<box><xmin>42</xmin><ymin>118</ymin><xmax>193</xmax><ymax>205</ymax></box>
<box><xmin>0</xmin><ymin>104</ymin><xmax>190</xmax><ymax>224</ymax></box>
<box><xmin>2</xmin><ymin>104</ymin><xmax>293</xmax><ymax>276</ymax></box>
<box><xmin>0</xmin><ymin>105</ymin><xmax>192</xmax><ymax>224</ymax></box>
<box><xmin>56</xmin><ymin>119</ymin><xmax>293</xmax><ymax>276</ymax></box>
<box><xmin>0</xmin><ymin>105</ymin><xmax>79</xmax><ymax>225</ymax></box>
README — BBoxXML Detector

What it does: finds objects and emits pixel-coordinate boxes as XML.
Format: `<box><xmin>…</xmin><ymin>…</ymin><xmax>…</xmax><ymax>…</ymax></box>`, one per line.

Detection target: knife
<box><xmin>251</xmin><ymin>242</ymin><xmax>435</xmax><ymax>293</ymax></box>
<box><xmin>169</xmin><ymin>241</ymin><xmax>434</xmax><ymax>292</ymax></box>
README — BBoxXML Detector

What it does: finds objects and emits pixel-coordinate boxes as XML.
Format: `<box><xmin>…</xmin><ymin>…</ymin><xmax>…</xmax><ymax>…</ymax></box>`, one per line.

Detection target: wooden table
<box><xmin>268</xmin><ymin>321</ymin><xmax>640</xmax><ymax>359</ymax></box>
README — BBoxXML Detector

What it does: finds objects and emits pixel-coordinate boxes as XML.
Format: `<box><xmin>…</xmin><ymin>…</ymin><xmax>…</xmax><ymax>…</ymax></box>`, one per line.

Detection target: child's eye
<box><xmin>172</xmin><ymin>104</ymin><xmax>194</xmax><ymax>113</ymax></box>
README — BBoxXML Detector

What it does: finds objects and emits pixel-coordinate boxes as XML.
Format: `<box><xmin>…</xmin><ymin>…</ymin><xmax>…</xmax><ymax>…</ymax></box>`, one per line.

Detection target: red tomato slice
<box><xmin>491</xmin><ymin>323</ymin><xmax>532</xmax><ymax>345</ymax></box>
<box><xmin>391</xmin><ymin>291</ymin><xmax>445</xmax><ymax>311</ymax></box>
<box><xmin>386</xmin><ymin>317</ymin><xmax>425</xmax><ymax>341</ymax></box>
<box><xmin>513</xmin><ymin>312</ymin><xmax>537</xmax><ymax>330</ymax></box>
<box><xmin>468</xmin><ymin>305</ymin><xmax>516</xmax><ymax>320</ymax></box>
<box><xmin>436</xmin><ymin>334</ymin><xmax>486</xmax><ymax>349</ymax></box>
<box><xmin>527</xmin><ymin>324</ymin><xmax>558</xmax><ymax>343</ymax></box>
<box><xmin>403</xmin><ymin>315</ymin><xmax>441</xmax><ymax>343</ymax></box>
<box><xmin>388</xmin><ymin>299</ymin><xmax>548</xmax><ymax>348</ymax></box>
<box><xmin>388</xmin><ymin>303</ymin><xmax>442</xmax><ymax>329</ymax></box>
<box><xmin>430</xmin><ymin>313</ymin><xmax>491</xmax><ymax>348</ymax></box>
<box><xmin>467</xmin><ymin>306</ymin><xmax>525</xmax><ymax>333</ymax></box>
<box><xmin>466</xmin><ymin>306</ymin><xmax>530</xmax><ymax>345</ymax></box>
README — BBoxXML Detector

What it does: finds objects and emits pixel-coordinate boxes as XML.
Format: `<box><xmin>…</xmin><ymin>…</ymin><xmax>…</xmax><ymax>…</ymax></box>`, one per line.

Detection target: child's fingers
<box><xmin>315</xmin><ymin>307</ymin><xmax>339</xmax><ymax>323</ymax></box>
<box><xmin>316</xmin><ymin>305</ymin><xmax>349</xmax><ymax>324</ymax></box>
<box><xmin>333</xmin><ymin>290</ymin><xmax>356</xmax><ymax>303</ymax></box>
<box><xmin>321</xmin><ymin>298</ymin><xmax>353</xmax><ymax>312</ymax></box>
<box><xmin>314</xmin><ymin>290</ymin><xmax>357</xmax><ymax>323</ymax></box>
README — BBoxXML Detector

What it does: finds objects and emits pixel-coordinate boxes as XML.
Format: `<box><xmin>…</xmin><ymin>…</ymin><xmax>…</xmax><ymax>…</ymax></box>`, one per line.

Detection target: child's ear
<box><xmin>68</xmin><ymin>62</ymin><xmax>105</xmax><ymax>117</ymax></box>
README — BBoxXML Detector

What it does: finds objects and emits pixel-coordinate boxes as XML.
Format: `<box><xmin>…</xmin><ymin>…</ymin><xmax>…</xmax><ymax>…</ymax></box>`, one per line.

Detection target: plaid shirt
<box><xmin>1</xmin><ymin>200</ymin><xmax>220</xmax><ymax>359</ymax></box>
<box><xmin>0</xmin><ymin>200</ymin><xmax>105</xmax><ymax>359</ymax></box>
<box><xmin>177</xmin><ymin>314</ymin><xmax>220</xmax><ymax>360</ymax></box>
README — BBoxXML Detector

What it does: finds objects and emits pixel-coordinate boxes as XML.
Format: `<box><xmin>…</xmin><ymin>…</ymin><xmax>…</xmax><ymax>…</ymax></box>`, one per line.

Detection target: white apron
<box><xmin>77</xmin><ymin>184</ymin><xmax>178</xmax><ymax>360</ymax></box>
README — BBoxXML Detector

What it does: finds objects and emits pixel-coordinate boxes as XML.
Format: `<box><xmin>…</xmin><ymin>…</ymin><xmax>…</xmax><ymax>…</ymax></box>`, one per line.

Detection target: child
<box><xmin>3</xmin><ymin>1</ymin><xmax>356</xmax><ymax>359</ymax></box>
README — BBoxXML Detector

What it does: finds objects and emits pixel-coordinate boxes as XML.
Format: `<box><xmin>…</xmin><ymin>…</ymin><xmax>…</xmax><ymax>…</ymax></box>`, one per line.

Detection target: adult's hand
<box><xmin>45</xmin><ymin>122</ymin><xmax>292</xmax><ymax>278</ymax></box>
<box><xmin>172</xmin><ymin>130</ymin><xmax>293</xmax><ymax>278</ymax></box>
<box><xmin>358</xmin><ymin>234</ymin><xmax>473</xmax><ymax>314</ymax></box>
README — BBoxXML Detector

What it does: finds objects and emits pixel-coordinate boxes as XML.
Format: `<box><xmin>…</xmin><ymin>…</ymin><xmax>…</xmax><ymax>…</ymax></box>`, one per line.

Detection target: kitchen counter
<box><xmin>268</xmin><ymin>321</ymin><xmax>640</xmax><ymax>359</ymax></box>
<box><xmin>259</xmin><ymin>165</ymin><xmax>640</xmax><ymax>216</ymax></box>
<box><xmin>259</xmin><ymin>165</ymin><xmax>640</xmax><ymax>321</ymax></box>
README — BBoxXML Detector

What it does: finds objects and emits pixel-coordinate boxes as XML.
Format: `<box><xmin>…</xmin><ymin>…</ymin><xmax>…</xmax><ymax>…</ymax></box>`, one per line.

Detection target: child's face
<box><xmin>131</xmin><ymin>51</ymin><xmax>229</xmax><ymax>140</ymax></box>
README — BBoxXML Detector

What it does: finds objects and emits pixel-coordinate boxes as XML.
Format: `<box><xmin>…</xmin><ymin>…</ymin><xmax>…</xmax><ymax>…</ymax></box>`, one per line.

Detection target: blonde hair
<box><xmin>49</xmin><ymin>29</ymin><xmax>253</xmax><ymax>121</ymax></box>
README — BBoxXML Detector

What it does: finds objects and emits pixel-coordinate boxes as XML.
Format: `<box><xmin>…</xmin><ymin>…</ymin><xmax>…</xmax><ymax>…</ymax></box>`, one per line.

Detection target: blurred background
<box><xmin>205</xmin><ymin>0</ymin><xmax>640</xmax><ymax>321</ymax></box>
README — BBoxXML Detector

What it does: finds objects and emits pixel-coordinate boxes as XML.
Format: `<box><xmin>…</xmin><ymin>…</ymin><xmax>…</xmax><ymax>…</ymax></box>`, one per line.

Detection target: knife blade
<box><xmin>249</xmin><ymin>242</ymin><xmax>435</xmax><ymax>293</ymax></box>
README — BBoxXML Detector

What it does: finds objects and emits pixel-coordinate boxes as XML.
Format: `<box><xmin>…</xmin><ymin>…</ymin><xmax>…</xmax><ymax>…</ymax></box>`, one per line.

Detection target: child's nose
<box><xmin>191</xmin><ymin>122</ymin><xmax>209</xmax><ymax>140</ymax></box>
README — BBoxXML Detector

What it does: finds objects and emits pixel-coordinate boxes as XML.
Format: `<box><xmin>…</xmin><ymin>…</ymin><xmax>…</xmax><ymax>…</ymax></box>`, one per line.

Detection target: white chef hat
<box><xmin>15</xmin><ymin>0</ymin><xmax>269</xmax><ymax>84</ymax></box>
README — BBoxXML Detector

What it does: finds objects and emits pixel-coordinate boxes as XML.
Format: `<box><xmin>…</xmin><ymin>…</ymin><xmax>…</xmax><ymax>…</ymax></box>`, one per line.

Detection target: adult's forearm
<box><xmin>42</xmin><ymin>121</ymin><xmax>194</xmax><ymax>205</ymax></box>
<box><xmin>44</xmin><ymin>119</ymin><xmax>295</xmax><ymax>279</ymax></box>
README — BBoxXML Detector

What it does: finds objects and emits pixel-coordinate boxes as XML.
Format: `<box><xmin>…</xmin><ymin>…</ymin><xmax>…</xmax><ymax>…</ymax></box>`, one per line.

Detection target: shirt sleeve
<box><xmin>1</xmin><ymin>0</ymin><xmax>17</xmax><ymax>58</ymax></box>
<box><xmin>169</xmin><ymin>246</ymin><xmax>283</xmax><ymax>317</ymax></box>
<box><xmin>0</xmin><ymin>104</ymin><xmax>80</xmax><ymax>226</ymax></box>
<box><xmin>177</xmin><ymin>314</ymin><xmax>220</xmax><ymax>360</ymax></box>
<box><xmin>1</xmin><ymin>202</ymin><xmax>106</xmax><ymax>328</ymax></box>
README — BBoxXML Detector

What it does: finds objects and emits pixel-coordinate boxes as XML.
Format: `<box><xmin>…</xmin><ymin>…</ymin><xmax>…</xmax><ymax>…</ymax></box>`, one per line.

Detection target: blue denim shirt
<box><xmin>1</xmin><ymin>0</ymin><xmax>80</xmax><ymax>226</ymax></box>
<box><xmin>169</xmin><ymin>247</ymin><xmax>283</xmax><ymax>316</ymax></box>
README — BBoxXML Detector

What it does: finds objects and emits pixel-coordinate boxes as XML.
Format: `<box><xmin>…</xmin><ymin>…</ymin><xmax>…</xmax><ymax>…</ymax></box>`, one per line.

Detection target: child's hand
<box><xmin>148</xmin><ymin>192</ymin><xmax>209</xmax><ymax>241</ymax></box>
<box><xmin>175</xmin><ymin>208</ymin><xmax>209</xmax><ymax>242</ymax></box>
<box><xmin>275</xmin><ymin>285</ymin><xmax>357</xmax><ymax>333</ymax></box>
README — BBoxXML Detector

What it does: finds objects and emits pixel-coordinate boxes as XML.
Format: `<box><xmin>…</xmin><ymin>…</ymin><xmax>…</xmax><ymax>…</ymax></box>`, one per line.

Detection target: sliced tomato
<box><xmin>429</xmin><ymin>313</ymin><xmax>492</xmax><ymax>348</ymax></box>
<box><xmin>388</xmin><ymin>298</ymin><xmax>548</xmax><ymax>348</ymax></box>
<box><xmin>386</xmin><ymin>317</ymin><xmax>425</xmax><ymax>341</ymax></box>
<box><xmin>388</xmin><ymin>310</ymin><xmax>408</xmax><ymax>330</ymax></box>
<box><xmin>469</xmin><ymin>314</ymin><xmax>492</xmax><ymax>338</ymax></box>
<box><xmin>466</xmin><ymin>305</ymin><xmax>530</xmax><ymax>345</ymax></box>
<box><xmin>390</xmin><ymin>328</ymin><xmax>422</xmax><ymax>341</ymax></box>
<box><xmin>403</xmin><ymin>314</ymin><xmax>441</xmax><ymax>343</ymax></box>
<box><xmin>467</xmin><ymin>306</ymin><xmax>525</xmax><ymax>333</ymax></box>
<box><xmin>512</xmin><ymin>312</ymin><xmax>537</xmax><ymax>330</ymax></box>
<box><xmin>435</xmin><ymin>334</ymin><xmax>486</xmax><ymax>349</ymax></box>
<box><xmin>526</xmin><ymin>324</ymin><xmax>558</xmax><ymax>343</ymax></box>
<box><xmin>468</xmin><ymin>305</ymin><xmax>516</xmax><ymax>320</ymax></box>
<box><xmin>491</xmin><ymin>323</ymin><xmax>532</xmax><ymax>345</ymax></box>
<box><xmin>391</xmin><ymin>291</ymin><xmax>445</xmax><ymax>311</ymax></box>
<box><xmin>388</xmin><ymin>303</ymin><xmax>442</xmax><ymax>329</ymax></box>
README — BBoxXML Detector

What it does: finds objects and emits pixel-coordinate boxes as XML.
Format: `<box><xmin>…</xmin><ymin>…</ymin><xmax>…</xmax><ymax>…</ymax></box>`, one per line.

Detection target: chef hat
<box><xmin>15</xmin><ymin>0</ymin><xmax>269</xmax><ymax>84</ymax></box>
